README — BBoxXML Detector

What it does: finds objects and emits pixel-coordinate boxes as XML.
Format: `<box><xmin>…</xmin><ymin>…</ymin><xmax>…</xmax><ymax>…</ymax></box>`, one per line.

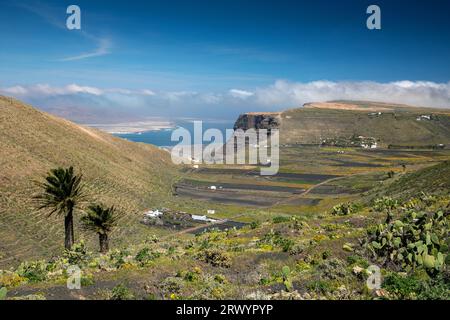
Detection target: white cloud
<box><xmin>0</xmin><ymin>84</ymin><xmax>157</xmax><ymax>98</ymax></box>
<box><xmin>1</xmin><ymin>84</ymin><xmax>103</xmax><ymax>96</ymax></box>
<box><xmin>140</xmin><ymin>89</ymin><xmax>156</xmax><ymax>96</ymax></box>
<box><xmin>163</xmin><ymin>91</ymin><xmax>198</xmax><ymax>101</ymax></box>
<box><xmin>253</xmin><ymin>80</ymin><xmax>450</xmax><ymax>109</ymax></box>
<box><xmin>1</xmin><ymin>85</ymin><xmax>28</xmax><ymax>95</ymax></box>
<box><xmin>66</xmin><ymin>84</ymin><xmax>104</xmax><ymax>95</ymax></box>
<box><xmin>1</xmin><ymin>80</ymin><xmax>449</xmax><ymax>122</ymax></box>
<box><xmin>229</xmin><ymin>89</ymin><xmax>254</xmax><ymax>99</ymax></box>
<box><xmin>59</xmin><ymin>38</ymin><xmax>112</xmax><ymax>62</ymax></box>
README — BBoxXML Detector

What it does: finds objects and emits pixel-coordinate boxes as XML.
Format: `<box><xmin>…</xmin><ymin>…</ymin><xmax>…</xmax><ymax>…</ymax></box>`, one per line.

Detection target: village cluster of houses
<box><xmin>321</xmin><ymin>135</ymin><xmax>378</xmax><ymax>149</ymax></box>
<box><xmin>359</xmin><ymin>136</ymin><xmax>378</xmax><ymax>149</ymax></box>
<box><xmin>367</xmin><ymin>111</ymin><xmax>436</xmax><ymax>123</ymax></box>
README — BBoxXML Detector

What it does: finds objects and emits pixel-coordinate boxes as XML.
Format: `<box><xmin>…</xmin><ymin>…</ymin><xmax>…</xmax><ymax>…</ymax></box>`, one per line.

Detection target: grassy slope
<box><xmin>378</xmin><ymin>161</ymin><xmax>450</xmax><ymax>200</ymax></box>
<box><xmin>280</xmin><ymin>101</ymin><xmax>450</xmax><ymax>146</ymax></box>
<box><xmin>0</xmin><ymin>96</ymin><xmax>178</xmax><ymax>266</ymax></box>
<box><xmin>7</xmin><ymin>168</ymin><xmax>448</xmax><ymax>300</ymax></box>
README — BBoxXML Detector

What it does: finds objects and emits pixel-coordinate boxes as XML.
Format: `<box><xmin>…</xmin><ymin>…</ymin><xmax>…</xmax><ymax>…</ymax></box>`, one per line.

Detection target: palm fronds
<box><xmin>81</xmin><ymin>204</ymin><xmax>118</xmax><ymax>235</ymax></box>
<box><xmin>33</xmin><ymin>166</ymin><xmax>86</xmax><ymax>217</ymax></box>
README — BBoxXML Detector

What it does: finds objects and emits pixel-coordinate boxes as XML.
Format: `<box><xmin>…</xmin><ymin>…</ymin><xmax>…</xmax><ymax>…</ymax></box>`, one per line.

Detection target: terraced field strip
<box><xmin>178</xmin><ymin>179</ymin><xmax>305</xmax><ymax>193</ymax></box>
<box><xmin>160</xmin><ymin>213</ymin><xmax>245</xmax><ymax>239</ymax></box>
<box><xmin>273</xmin><ymin>172</ymin><xmax>366</xmax><ymax>207</ymax></box>
<box><xmin>176</xmin><ymin>185</ymin><xmax>285</xmax><ymax>207</ymax></box>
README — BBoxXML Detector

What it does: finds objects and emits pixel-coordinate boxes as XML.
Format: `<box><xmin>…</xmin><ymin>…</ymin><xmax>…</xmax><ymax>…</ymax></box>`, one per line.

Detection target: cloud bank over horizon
<box><xmin>1</xmin><ymin>80</ymin><xmax>449</xmax><ymax>123</ymax></box>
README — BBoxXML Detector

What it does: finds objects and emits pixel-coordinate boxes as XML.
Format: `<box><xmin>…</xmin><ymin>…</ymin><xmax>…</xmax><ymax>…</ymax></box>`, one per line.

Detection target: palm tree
<box><xmin>34</xmin><ymin>167</ymin><xmax>85</xmax><ymax>250</ymax></box>
<box><xmin>81</xmin><ymin>204</ymin><xmax>117</xmax><ymax>253</ymax></box>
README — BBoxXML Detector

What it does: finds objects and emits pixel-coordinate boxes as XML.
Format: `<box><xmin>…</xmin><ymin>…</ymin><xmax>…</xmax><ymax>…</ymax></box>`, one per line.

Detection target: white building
<box><xmin>144</xmin><ymin>210</ymin><xmax>163</xmax><ymax>218</ymax></box>
<box><xmin>361</xmin><ymin>142</ymin><xmax>377</xmax><ymax>149</ymax></box>
<box><xmin>191</xmin><ymin>215</ymin><xmax>217</xmax><ymax>222</ymax></box>
<box><xmin>417</xmin><ymin>115</ymin><xmax>432</xmax><ymax>121</ymax></box>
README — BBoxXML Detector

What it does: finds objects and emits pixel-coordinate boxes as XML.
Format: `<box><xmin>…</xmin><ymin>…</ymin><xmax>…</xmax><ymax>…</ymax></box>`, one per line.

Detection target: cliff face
<box><xmin>233</xmin><ymin>112</ymin><xmax>281</xmax><ymax>131</ymax></box>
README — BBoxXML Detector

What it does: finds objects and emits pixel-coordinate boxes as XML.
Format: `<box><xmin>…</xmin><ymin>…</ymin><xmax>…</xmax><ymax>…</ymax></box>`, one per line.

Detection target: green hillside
<box><xmin>378</xmin><ymin>161</ymin><xmax>450</xmax><ymax>200</ymax></box>
<box><xmin>280</xmin><ymin>101</ymin><xmax>450</xmax><ymax>146</ymax></box>
<box><xmin>0</xmin><ymin>96</ymin><xmax>178</xmax><ymax>267</ymax></box>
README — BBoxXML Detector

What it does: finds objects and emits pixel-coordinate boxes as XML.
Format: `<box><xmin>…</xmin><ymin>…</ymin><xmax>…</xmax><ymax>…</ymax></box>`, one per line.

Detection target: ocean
<box><xmin>114</xmin><ymin>120</ymin><xmax>235</xmax><ymax>147</ymax></box>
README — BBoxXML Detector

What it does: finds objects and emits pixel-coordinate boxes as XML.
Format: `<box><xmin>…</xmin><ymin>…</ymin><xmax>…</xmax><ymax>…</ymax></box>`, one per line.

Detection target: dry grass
<box><xmin>0</xmin><ymin>96</ymin><xmax>179</xmax><ymax>266</ymax></box>
<box><xmin>281</xmin><ymin>101</ymin><xmax>450</xmax><ymax>146</ymax></box>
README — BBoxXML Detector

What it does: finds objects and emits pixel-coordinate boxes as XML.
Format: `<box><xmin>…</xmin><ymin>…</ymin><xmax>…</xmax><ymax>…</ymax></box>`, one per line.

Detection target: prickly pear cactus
<box><xmin>366</xmin><ymin>199</ymin><xmax>448</xmax><ymax>273</ymax></box>
<box><xmin>281</xmin><ymin>266</ymin><xmax>293</xmax><ymax>292</ymax></box>
<box><xmin>0</xmin><ymin>287</ymin><xmax>7</xmax><ymax>300</ymax></box>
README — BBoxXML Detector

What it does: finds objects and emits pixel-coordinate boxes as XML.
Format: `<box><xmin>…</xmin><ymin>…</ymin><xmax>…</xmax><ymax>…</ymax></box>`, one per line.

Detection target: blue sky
<box><xmin>0</xmin><ymin>0</ymin><xmax>449</xmax><ymax>122</ymax></box>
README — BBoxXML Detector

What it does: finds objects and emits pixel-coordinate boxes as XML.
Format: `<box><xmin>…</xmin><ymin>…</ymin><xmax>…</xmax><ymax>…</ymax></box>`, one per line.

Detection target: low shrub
<box><xmin>382</xmin><ymin>272</ymin><xmax>450</xmax><ymax>300</ymax></box>
<box><xmin>80</xmin><ymin>272</ymin><xmax>95</xmax><ymax>287</ymax></box>
<box><xmin>331</xmin><ymin>202</ymin><xmax>362</xmax><ymax>216</ymax></box>
<box><xmin>317</xmin><ymin>258</ymin><xmax>347</xmax><ymax>280</ymax></box>
<box><xmin>183</xmin><ymin>271</ymin><xmax>199</xmax><ymax>282</ymax></box>
<box><xmin>288</xmin><ymin>243</ymin><xmax>306</xmax><ymax>255</ymax></box>
<box><xmin>109</xmin><ymin>249</ymin><xmax>130</xmax><ymax>269</ymax></box>
<box><xmin>63</xmin><ymin>241</ymin><xmax>90</xmax><ymax>266</ymax></box>
<box><xmin>373</xmin><ymin>197</ymin><xmax>398</xmax><ymax>213</ymax></box>
<box><xmin>197</xmin><ymin>249</ymin><xmax>231</xmax><ymax>268</ymax></box>
<box><xmin>259</xmin><ymin>230</ymin><xmax>295</xmax><ymax>252</ymax></box>
<box><xmin>135</xmin><ymin>248</ymin><xmax>161</xmax><ymax>267</ymax></box>
<box><xmin>16</xmin><ymin>260</ymin><xmax>48</xmax><ymax>283</ymax></box>
<box><xmin>250</xmin><ymin>221</ymin><xmax>261</xmax><ymax>229</ymax></box>
<box><xmin>160</xmin><ymin>277</ymin><xmax>183</xmax><ymax>295</ymax></box>
<box><xmin>272</xmin><ymin>216</ymin><xmax>291</xmax><ymax>224</ymax></box>
<box><xmin>110</xmin><ymin>283</ymin><xmax>135</xmax><ymax>300</ymax></box>
<box><xmin>214</xmin><ymin>274</ymin><xmax>226</xmax><ymax>284</ymax></box>
<box><xmin>0</xmin><ymin>271</ymin><xmax>27</xmax><ymax>288</ymax></box>
<box><xmin>346</xmin><ymin>255</ymin><xmax>370</xmax><ymax>268</ymax></box>
<box><xmin>307</xmin><ymin>280</ymin><xmax>335</xmax><ymax>294</ymax></box>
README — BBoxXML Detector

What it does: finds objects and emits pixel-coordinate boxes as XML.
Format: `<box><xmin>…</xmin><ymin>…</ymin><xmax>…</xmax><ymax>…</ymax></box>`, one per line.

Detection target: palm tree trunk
<box><xmin>99</xmin><ymin>233</ymin><xmax>109</xmax><ymax>253</ymax></box>
<box><xmin>64</xmin><ymin>208</ymin><xmax>75</xmax><ymax>250</ymax></box>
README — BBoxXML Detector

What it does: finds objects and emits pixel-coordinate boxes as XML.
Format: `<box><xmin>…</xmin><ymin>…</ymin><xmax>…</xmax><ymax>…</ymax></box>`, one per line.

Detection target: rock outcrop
<box><xmin>233</xmin><ymin>112</ymin><xmax>281</xmax><ymax>131</ymax></box>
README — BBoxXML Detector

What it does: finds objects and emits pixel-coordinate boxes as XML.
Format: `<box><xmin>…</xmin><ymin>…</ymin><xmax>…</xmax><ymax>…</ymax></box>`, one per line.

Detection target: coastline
<box><xmin>86</xmin><ymin>120</ymin><xmax>175</xmax><ymax>134</ymax></box>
